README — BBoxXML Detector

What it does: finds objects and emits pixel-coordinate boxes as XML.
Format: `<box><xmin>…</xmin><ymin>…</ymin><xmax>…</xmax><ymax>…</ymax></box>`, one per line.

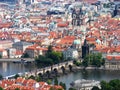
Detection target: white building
<box><xmin>70</xmin><ymin>79</ymin><xmax>101</xmax><ymax>90</ymax></box>
<box><xmin>0</xmin><ymin>49</ymin><xmax>7</xmax><ymax>58</ymax></box>
<box><xmin>12</xmin><ymin>41</ymin><xmax>33</xmax><ymax>52</ymax></box>
<box><xmin>63</xmin><ymin>48</ymin><xmax>79</xmax><ymax>60</ymax></box>
<box><xmin>7</xmin><ymin>48</ymin><xmax>16</xmax><ymax>58</ymax></box>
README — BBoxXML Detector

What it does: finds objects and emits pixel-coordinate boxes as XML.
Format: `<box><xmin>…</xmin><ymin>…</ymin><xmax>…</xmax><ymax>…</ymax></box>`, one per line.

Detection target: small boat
<box><xmin>13</xmin><ymin>59</ymin><xmax>30</xmax><ymax>64</ymax></box>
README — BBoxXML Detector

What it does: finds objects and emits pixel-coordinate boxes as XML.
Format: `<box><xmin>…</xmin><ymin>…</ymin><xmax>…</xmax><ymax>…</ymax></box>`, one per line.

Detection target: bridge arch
<box><xmin>53</xmin><ymin>68</ymin><xmax>58</xmax><ymax>73</ymax></box>
<box><xmin>68</xmin><ymin>64</ymin><xmax>73</xmax><ymax>72</ymax></box>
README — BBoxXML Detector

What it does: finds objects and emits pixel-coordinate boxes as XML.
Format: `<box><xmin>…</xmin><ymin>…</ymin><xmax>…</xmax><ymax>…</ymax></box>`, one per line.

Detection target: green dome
<box><xmin>73</xmin><ymin>39</ymin><xmax>81</xmax><ymax>44</ymax></box>
<box><xmin>96</xmin><ymin>39</ymin><xmax>101</xmax><ymax>44</ymax></box>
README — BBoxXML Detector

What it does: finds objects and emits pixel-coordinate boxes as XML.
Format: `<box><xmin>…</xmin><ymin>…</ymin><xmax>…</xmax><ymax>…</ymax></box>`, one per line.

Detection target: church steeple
<box><xmin>83</xmin><ymin>39</ymin><xmax>87</xmax><ymax>46</ymax></box>
<box><xmin>82</xmin><ymin>39</ymin><xmax>89</xmax><ymax>58</ymax></box>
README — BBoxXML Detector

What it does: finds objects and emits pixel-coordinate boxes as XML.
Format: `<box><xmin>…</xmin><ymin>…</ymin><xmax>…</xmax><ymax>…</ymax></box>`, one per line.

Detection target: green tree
<box><xmin>100</xmin><ymin>80</ymin><xmax>107</xmax><ymax>90</ymax></box>
<box><xmin>22</xmin><ymin>53</ymin><xmax>29</xmax><ymax>58</ymax></box>
<box><xmin>0</xmin><ymin>87</ymin><xmax>4</xmax><ymax>90</ymax></box>
<box><xmin>35</xmin><ymin>76</ymin><xmax>41</xmax><ymax>82</ymax></box>
<box><xmin>74</xmin><ymin>60</ymin><xmax>81</xmax><ymax>66</ymax></box>
<box><xmin>99</xmin><ymin>79</ymin><xmax>120</xmax><ymax>90</ymax></box>
<box><xmin>45</xmin><ymin>58</ymin><xmax>53</xmax><ymax>66</ymax></box>
<box><xmin>92</xmin><ymin>58</ymin><xmax>101</xmax><ymax>67</ymax></box>
<box><xmin>45</xmin><ymin>45</ymin><xmax>63</xmax><ymax>64</ymax></box>
<box><xmin>35</xmin><ymin>55</ymin><xmax>53</xmax><ymax>67</ymax></box>
<box><xmin>0</xmin><ymin>74</ymin><xmax>3</xmax><ymax>80</ymax></box>
<box><xmin>49</xmin><ymin>87</ymin><xmax>57</xmax><ymax>90</ymax></box>
<box><xmin>93</xmin><ymin>53</ymin><xmax>103</xmax><ymax>67</ymax></box>
<box><xmin>54</xmin><ymin>78</ymin><xmax>58</xmax><ymax>85</ymax></box>
<box><xmin>47</xmin><ymin>45</ymin><xmax>53</xmax><ymax>53</ymax></box>
<box><xmin>46</xmin><ymin>45</ymin><xmax>53</xmax><ymax>58</ymax></box>
<box><xmin>50</xmin><ymin>51</ymin><xmax>63</xmax><ymax>64</ymax></box>
<box><xmin>14</xmin><ymin>74</ymin><xmax>20</xmax><ymax>79</ymax></box>
<box><xmin>69</xmin><ymin>87</ymin><xmax>76</xmax><ymax>90</ymax></box>
<box><xmin>91</xmin><ymin>86</ymin><xmax>100</xmax><ymax>90</ymax></box>
<box><xmin>109</xmin><ymin>79</ymin><xmax>120</xmax><ymax>90</ymax></box>
<box><xmin>28</xmin><ymin>75</ymin><xmax>35</xmax><ymax>80</ymax></box>
<box><xmin>100</xmin><ymin>80</ymin><xmax>113</xmax><ymax>90</ymax></box>
<box><xmin>59</xmin><ymin>82</ymin><xmax>66</xmax><ymax>90</ymax></box>
<box><xmin>82</xmin><ymin>56</ymin><xmax>89</xmax><ymax>68</ymax></box>
<box><xmin>47</xmin><ymin>79</ymin><xmax>52</xmax><ymax>85</ymax></box>
<box><xmin>82</xmin><ymin>53</ymin><xmax>104</xmax><ymax>67</ymax></box>
<box><xmin>15</xmin><ymin>88</ymin><xmax>20</xmax><ymax>90</ymax></box>
<box><xmin>0</xmin><ymin>55</ymin><xmax>2</xmax><ymax>59</ymax></box>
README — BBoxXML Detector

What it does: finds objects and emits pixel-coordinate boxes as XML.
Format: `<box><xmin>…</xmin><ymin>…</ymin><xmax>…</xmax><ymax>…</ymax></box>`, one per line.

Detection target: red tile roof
<box><xmin>106</xmin><ymin>55</ymin><xmax>120</xmax><ymax>60</ymax></box>
<box><xmin>0</xmin><ymin>77</ymin><xmax>64</xmax><ymax>90</ymax></box>
<box><xmin>57</xmin><ymin>22</ymin><xmax>69</xmax><ymax>27</ymax></box>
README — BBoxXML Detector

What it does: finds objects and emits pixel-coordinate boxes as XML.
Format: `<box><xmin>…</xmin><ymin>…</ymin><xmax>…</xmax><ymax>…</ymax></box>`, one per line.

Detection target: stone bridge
<box><xmin>26</xmin><ymin>60</ymin><xmax>74</xmax><ymax>77</ymax></box>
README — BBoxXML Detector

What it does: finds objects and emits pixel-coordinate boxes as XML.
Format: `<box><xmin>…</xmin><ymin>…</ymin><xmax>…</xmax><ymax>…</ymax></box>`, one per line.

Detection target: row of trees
<box><xmin>92</xmin><ymin>79</ymin><xmax>120</xmax><ymax>90</ymax></box>
<box><xmin>101</xmin><ymin>79</ymin><xmax>120</xmax><ymax>90</ymax></box>
<box><xmin>82</xmin><ymin>53</ymin><xmax>105</xmax><ymax>68</ymax></box>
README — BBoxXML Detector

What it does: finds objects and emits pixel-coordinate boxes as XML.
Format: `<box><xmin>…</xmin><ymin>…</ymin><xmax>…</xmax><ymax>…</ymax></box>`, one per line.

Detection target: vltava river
<box><xmin>0</xmin><ymin>62</ymin><xmax>120</xmax><ymax>89</ymax></box>
<box><xmin>57</xmin><ymin>69</ymin><xmax>120</xmax><ymax>89</ymax></box>
<box><xmin>0</xmin><ymin>62</ymin><xmax>35</xmax><ymax>77</ymax></box>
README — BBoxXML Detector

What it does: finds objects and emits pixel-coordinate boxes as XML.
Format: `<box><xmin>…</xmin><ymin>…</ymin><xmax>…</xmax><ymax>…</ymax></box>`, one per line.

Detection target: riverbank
<box><xmin>0</xmin><ymin>58</ymin><xmax>34</xmax><ymax>62</ymax></box>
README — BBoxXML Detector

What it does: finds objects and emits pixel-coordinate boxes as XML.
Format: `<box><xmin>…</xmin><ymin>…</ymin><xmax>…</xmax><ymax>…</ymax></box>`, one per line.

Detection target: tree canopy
<box><xmin>0</xmin><ymin>55</ymin><xmax>2</xmax><ymax>59</ymax></box>
<box><xmin>22</xmin><ymin>53</ymin><xmax>29</xmax><ymax>58</ymax></box>
<box><xmin>54</xmin><ymin>78</ymin><xmax>58</xmax><ymax>85</ymax></box>
<box><xmin>59</xmin><ymin>82</ymin><xmax>66</xmax><ymax>90</ymax></box>
<box><xmin>14</xmin><ymin>74</ymin><xmax>20</xmax><ymax>79</ymax></box>
<box><xmin>0</xmin><ymin>74</ymin><xmax>3</xmax><ymax>80</ymax></box>
<box><xmin>82</xmin><ymin>53</ymin><xmax>104</xmax><ymax>67</ymax></box>
<box><xmin>100</xmin><ymin>79</ymin><xmax>120</xmax><ymax>90</ymax></box>
<box><xmin>35</xmin><ymin>45</ymin><xmax>63</xmax><ymax>68</ymax></box>
<box><xmin>0</xmin><ymin>87</ymin><xmax>4</xmax><ymax>90</ymax></box>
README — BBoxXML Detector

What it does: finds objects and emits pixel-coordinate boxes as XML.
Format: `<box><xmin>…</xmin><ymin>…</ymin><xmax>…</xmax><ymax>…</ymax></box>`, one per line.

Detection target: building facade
<box><xmin>72</xmin><ymin>7</ymin><xmax>84</xmax><ymax>26</ymax></box>
<box><xmin>12</xmin><ymin>41</ymin><xmax>33</xmax><ymax>52</ymax></box>
<box><xmin>25</xmin><ymin>47</ymin><xmax>47</xmax><ymax>58</ymax></box>
<box><xmin>63</xmin><ymin>48</ymin><xmax>79</xmax><ymax>60</ymax></box>
<box><xmin>105</xmin><ymin>55</ymin><xmax>120</xmax><ymax>70</ymax></box>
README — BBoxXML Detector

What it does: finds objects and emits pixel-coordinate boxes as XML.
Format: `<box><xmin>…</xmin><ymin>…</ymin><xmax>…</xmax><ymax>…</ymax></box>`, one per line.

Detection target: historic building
<box><xmin>82</xmin><ymin>39</ymin><xmax>89</xmax><ymax>58</ymax></box>
<box><xmin>105</xmin><ymin>55</ymin><xmax>120</xmax><ymax>70</ymax></box>
<box><xmin>63</xmin><ymin>47</ymin><xmax>79</xmax><ymax>60</ymax></box>
<box><xmin>12</xmin><ymin>41</ymin><xmax>33</xmax><ymax>52</ymax></box>
<box><xmin>71</xmin><ymin>7</ymin><xmax>84</xmax><ymax>26</ymax></box>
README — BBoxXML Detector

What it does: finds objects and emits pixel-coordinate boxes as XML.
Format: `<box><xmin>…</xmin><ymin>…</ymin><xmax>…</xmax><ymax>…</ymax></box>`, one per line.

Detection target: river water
<box><xmin>0</xmin><ymin>62</ymin><xmax>120</xmax><ymax>89</ymax></box>
<box><xmin>0</xmin><ymin>62</ymin><xmax>35</xmax><ymax>77</ymax></box>
<box><xmin>57</xmin><ymin>69</ymin><xmax>120</xmax><ymax>89</ymax></box>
